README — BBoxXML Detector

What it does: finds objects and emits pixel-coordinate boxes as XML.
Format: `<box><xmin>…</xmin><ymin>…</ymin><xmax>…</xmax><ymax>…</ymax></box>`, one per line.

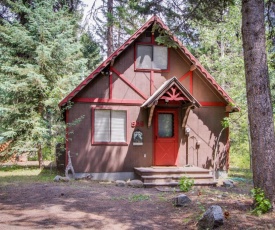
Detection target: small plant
<box><xmin>111</xmin><ymin>196</ymin><xmax>127</xmax><ymax>201</ymax></box>
<box><xmin>196</xmin><ymin>201</ymin><xmax>206</xmax><ymax>212</ymax></box>
<box><xmin>128</xmin><ymin>194</ymin><xmax>150</xmax><ymax>202</ymax></box>
<box><xmin>251</xmin><ymin>187</ymin><xmax>272</xmax><ymax>215</ymax></box>
<box><xmin>158</xmin><ymin>192</ymin><xmax>167</xmax><ymax>201</ymax></box>
<box><xmin>178</xmin><ymin>176</ymin><xmax>194</xmax><ymax>192</ymax></box>
<box><xmin>196</xmin><ymin>201</ymin><xmax>206</xmax><ymax>220</ymax></box>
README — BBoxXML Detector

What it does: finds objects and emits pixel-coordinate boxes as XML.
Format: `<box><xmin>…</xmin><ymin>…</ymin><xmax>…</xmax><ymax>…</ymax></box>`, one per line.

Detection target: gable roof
<box><xmin>59</xmin><ymin>15</ymin><xmax>237</xmax><ymax>108</ymax></box>
<box><xmin>141</xmin><ymin>77</ymin><xmax>201</xmax><ymax>108</ymax></box>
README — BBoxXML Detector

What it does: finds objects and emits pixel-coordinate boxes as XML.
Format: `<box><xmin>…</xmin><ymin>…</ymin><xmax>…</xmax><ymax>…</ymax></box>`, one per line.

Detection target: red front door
<box><xmin>154</xmin><ymin>109</ymin><xmax>178</xmax><ymax>166</ymax></box>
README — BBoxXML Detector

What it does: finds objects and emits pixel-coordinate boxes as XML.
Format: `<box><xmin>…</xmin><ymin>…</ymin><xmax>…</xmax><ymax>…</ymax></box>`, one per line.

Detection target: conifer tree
<box><xmin>191</xmin><ymin>2</ymin><xmax>250</xmax><ymax>169</ymax></box>
<box><xmin>85</xmin><ymin>0</ymin><xmax>148</xmax><ymax>55</ymax></box>
<box><xmin>242</xmin><ymin>0</ymin><xmax>275</xmax><ymax>206</ymax></box>
<box><xmin>0</xmin><ymin>0</ymin><xmax>91</xmax><ymax>166</ymax></box>
<box><xmin>80</xmin><ymin>31</ymin><xmax>102</xmax><ymax>72</ymax></box>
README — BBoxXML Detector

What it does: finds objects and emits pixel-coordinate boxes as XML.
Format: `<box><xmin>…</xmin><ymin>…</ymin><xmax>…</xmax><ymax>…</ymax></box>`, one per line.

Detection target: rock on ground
<box><xmin>223</xmin><ymin>180</ymin><xmax>234</xmax><ymax>188</ymax></box>
<box><xmin>54</xmin><ymin>175</ymin><xmax>70</xmax><ymax>182</ymax></box>
<box><xmin>197</xmin><ymin>205</ymin><xmax>224</xmax><ymax>230</ymax></box>
<box><xmin>127</xmin><ymin>179</ymin><xmax>144</xmax><ymax>188</ymax></box>
<box><xmin>115</xmin><ymin>180</ymin><xmax>126</xmax><ymax>187</ymax></box>
<box><xmin>172</xmin><ymin>194</ymin><xmax>191</xmax><ymax>207</ymax></box>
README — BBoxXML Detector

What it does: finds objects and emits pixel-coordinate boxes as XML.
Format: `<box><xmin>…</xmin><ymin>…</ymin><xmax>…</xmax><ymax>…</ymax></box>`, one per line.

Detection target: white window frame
<box><xmin>136</xmin><ymin>44</ymin><xmax>168</xmax><ymax>71</ymax></box>
<box><xmin>93</xmin><ymin>109</ymin><xmax>127</xmax><ymax>144</ymax></box>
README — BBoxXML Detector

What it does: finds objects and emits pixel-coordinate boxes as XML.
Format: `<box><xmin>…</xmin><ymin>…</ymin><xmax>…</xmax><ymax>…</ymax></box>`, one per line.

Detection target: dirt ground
<box><xmin>0</xmin><ymin>178</ymin><xmax>275</xmax><ymax>230</ymax></box>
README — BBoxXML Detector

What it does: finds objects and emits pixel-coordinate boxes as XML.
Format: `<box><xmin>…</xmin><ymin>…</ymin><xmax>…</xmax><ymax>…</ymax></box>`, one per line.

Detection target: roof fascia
<box><xmin>59</xmin><ymin>15</ymin><xmax>239</xmax><ymax>111</ymax></box>
<box><xmin>153</xmin><ymin>18</ymin><xmax>238</xmax><ymax>109</ymax></box>
<box><xmin>59</xmin><ymin>16</ymin><xmax>158</xmax><ymax>107</ymax></box>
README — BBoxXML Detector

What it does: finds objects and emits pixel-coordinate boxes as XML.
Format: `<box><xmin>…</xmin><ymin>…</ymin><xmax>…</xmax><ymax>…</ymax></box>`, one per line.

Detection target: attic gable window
<box><xmin>93</xmin><ymin>109</ymin><xmax>127</xmax><ymax>144</ymax></box>
<box><xmin>136</xmin><ymin>44</ymin><xmax>168</xmax><ymax>70</ymax></box>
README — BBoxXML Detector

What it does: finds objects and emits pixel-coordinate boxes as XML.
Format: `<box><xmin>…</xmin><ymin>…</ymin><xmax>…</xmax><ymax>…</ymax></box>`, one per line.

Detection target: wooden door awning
<box><xmin>141</xmin><ymin>77</ymin><xmax>201</xmax><ymax>127</ymax></box>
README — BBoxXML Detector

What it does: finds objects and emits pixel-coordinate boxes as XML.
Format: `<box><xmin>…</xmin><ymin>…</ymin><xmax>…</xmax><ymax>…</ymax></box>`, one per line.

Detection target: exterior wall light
<box><xmin>185</xmin><ymin>127</ymin><xmax>190</xmax><ymax>136</ymax></box>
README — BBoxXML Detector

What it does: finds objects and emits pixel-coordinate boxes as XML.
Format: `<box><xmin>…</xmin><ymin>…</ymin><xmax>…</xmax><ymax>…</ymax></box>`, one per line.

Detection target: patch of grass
<box><xmin>111</xmin><ymin>196</ymin><xmax>127</xmax><ymax>201</ymax></box>
<box><xmin>182</xmin><ymin>217</ymin><xmax>192</xmax><ymax>224</ymax></box>
<box><xmin>228</xmin><ymin>168</ymin><xmax>252</xmax><ymax>180</ymax></box>
<box><xmin>158</xmin><ymin>192</ymin><xmax>168</xmax><ymax>201</ymax></box>
<box><xmin>128</xmin><ymin>194</ymin><xmax>150</xmax><ymax>202</ymax></box>
<box><xmin>0</xmin><ymin>165</ymin><xmax>56</xmax><ymax>185</ymax></box>
<box><xmin>196</xmin><ymin>201</ymin><xmax>206</xmax><ymax>213</ymax></box>
<box><xmin>0</xmin><ymin>165</ymin><xmax>36</xmax><ymax>172</ymax></box>
<box><xmin>196</xmin><ymin>201</ymin><xmax>206</xmax><ymax>220</ymax></box>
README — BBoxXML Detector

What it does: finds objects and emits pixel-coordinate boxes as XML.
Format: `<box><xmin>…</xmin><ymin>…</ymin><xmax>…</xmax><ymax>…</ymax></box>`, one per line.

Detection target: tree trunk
<box><xmin>37</xmin><ymin>100</ymin><xmax>44</xmax><ymax>169</ymax></box>
<box><xmin>242</xmin><ymin>0</ymin><xmax>275</xmax><ymax>206</ymax></box>
<box><xmin>107</xmin><ymin>0</ymin><xmax>114</xmax><ymax>56</ymax></box>
<box><xmin>38</xmin><ymin>144</ymin><xmax>43</xmax><ymax>169</ymax></box>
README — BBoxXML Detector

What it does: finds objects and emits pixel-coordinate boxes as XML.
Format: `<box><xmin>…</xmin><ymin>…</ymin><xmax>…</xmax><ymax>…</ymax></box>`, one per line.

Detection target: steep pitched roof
<box><xmin>59</xmin><ymin>15</ymin><xmax>236</xmax><ymax>107</ymax></box>
<box><xmin>141</xmin><ymin>77</ymin><xmax>201</xmax><ymax>108</ymax></box>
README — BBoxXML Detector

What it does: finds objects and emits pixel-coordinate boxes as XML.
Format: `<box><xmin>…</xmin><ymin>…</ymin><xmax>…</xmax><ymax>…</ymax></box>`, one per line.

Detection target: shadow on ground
<box><xmin>0</xmin><ymin>166</ymin><xmax>274</xmax><ymax>230</ymax></box>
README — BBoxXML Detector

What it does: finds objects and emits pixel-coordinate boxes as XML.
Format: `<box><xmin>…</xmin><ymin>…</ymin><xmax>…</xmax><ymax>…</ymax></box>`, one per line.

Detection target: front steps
<box><xmin>134</xmin><ymin>165</ymin><xmax>217</xmax><ymax>187</ymax></box>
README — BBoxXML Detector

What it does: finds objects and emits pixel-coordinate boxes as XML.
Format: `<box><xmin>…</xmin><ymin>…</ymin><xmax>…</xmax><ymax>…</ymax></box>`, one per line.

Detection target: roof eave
<box><xmin>59</xmin><ymin>15</ymin><xmax>238</xmax><ymax>109</ymax></box>
<box><xmin>59</xmin><ymin>16</ymin><xmax>159</xmax><ymax>107</ymax></box>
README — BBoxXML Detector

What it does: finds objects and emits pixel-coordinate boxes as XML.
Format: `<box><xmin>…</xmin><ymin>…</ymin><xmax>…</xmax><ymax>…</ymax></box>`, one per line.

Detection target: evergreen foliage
<box><xmin>266</xmin><ymin>1</ymin><xmax>275</xmax><ymax>113</ymax></box>
<box><xmin>84</xmin><ymin>0</ymin><xmax>148</xmax><ymax>54</ymax></box>
<box><xmin>0</xmin><ymin>0</ymin><xmax>100</xmax><ymax>161</ymax></box>
<box><xmin>125</xmin><ymin>0</ymin><xmax>235</xmax><ymax>45</ymax></box>
<box><xmin>191</xmin><ymin>2</ymin><xmax>250</xmax><ymax>169</ymax></box>
<box><xmin>0</xmin><ymin>0</ymin><xmax>274</xmax><ymax>173</ymax></box>
<box><xmin>80</xmin><ymin>31</ymin><xmax>102</xmax><ymax>71</ymax></box>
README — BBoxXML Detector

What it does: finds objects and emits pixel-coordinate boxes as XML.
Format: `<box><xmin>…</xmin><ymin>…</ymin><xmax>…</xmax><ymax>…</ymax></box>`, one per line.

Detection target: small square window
<box><xmin>94</xmin><ymin>109</ymin><xmax>127</xmax><ymax>143</ymax></box>
<box><xmin>136</xmin><ymin>44</ymin><xmax>168</xmax><ymax>70</ymax></box>
<box><xmin>153</xmin><ymin>46</ymin><xmax>168</xmax><ymax>70</ymax></box>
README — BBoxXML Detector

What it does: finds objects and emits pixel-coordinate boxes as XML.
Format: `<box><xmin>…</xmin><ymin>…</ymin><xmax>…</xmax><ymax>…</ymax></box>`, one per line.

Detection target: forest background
<box><xmin>0</xmin><ymin>0</ymin><xmax>274</xmax><ymax>171</ymax></box>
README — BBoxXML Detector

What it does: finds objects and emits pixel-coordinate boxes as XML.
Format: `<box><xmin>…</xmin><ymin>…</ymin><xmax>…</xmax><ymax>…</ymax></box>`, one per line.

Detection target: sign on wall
<box><xmin>133</xmin><ymin>130</ymin><xmax>143</xmax><ymax>146</ymax></box>
<box><xmin>131</xmin><ymin>121</ymin><xmax>144</xmax><ymax>128</ymax></box>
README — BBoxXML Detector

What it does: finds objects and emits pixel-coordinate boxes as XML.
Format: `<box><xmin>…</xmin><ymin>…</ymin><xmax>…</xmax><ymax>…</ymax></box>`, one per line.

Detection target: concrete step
<box><xmin>141</xmin><ymin>175</ymin><xmax>216</xmax><ymax>183</ymax></box>
<box><xmin>144</xmin><ymin>180</ymin><xmax>217</xmax><ymax>187</ymax></box>
<box><xmin>142</xmin><ymin>174</ymin><xmax>213</xmax><ymax>180</ymax></box>
<box><xmin>135</xmin><ymin>166</ymin><xmax>211</xmax><ymax>175</ymax></box>
<box><xmin>134</xmin><ymin>166</ymin><xmax>216</xmax><ymax>187</ymax></box>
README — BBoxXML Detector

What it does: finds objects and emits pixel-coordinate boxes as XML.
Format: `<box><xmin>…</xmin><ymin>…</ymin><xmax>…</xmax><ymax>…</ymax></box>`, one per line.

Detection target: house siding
<box><xmin>65</xmin><ymin>27</ymin><xmax>229</xmax><ymax>175</ymax></box>
<box><xmin>67</xmin><ymin>103</ymin><xmax>154</xmax><ymax>173</ymax></box>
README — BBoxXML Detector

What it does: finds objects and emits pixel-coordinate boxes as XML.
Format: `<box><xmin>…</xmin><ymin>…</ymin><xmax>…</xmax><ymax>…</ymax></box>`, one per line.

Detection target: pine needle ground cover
<box><xmin>0</xmin><ymin>166</ymin><xmax>274</xmax><ymax>229</ymax></box>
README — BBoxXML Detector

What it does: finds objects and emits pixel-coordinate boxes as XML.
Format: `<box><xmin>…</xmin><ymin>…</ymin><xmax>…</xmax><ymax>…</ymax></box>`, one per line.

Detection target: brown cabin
<box><xmin>59</xmin><ymin>16</ymin><xmax>238</xmax><ymax>185</ymax></box>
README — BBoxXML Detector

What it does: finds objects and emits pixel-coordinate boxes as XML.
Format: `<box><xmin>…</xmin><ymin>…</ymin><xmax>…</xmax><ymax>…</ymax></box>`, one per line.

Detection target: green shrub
<box><xmin>251</xmin><ymin>187</ymin><xmax>272</xmax><ymax>215</ymax></box>
<box><xmin>179</xmin><ymin>176</ymin><xmax>194</xmax><ymax>192</ymax></box>
<box><xmin>230</xmin><ymin>143</ymin><xmax>250</xmax><ymax>169</ymax></box>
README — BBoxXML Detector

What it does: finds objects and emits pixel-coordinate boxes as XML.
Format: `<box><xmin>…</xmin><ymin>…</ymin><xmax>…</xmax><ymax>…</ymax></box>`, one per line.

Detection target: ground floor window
<box><xmin>94</xmin><ymin>109</ymin><xmax>127</xmax><ymax>143</ymax></box>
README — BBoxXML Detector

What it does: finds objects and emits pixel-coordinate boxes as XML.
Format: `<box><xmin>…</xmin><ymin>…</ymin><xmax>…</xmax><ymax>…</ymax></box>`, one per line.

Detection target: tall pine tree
<box><xmin>242</xmin><ymin>0</ymin><xmax>275</xmax><ymax>206</ymax></box>
<box><xmin>0</xmin><ymin>0</ymin><xmax>91</xmax><ymax>166</ymax></box>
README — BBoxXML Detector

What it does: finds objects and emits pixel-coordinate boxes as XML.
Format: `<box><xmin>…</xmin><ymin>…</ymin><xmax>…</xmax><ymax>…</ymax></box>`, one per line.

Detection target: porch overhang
<box><xmin>141</xmin><ymin>76</ymin><xmax>201</xmax><ymax>127</ymax></box>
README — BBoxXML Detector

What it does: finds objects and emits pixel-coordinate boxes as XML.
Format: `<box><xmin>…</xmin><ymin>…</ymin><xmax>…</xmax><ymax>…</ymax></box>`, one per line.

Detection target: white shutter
<box><xmin>111</xmin><ymin>111</ymin><xmax>126</xmax><ymax>142</ymax></box>
<box><xmin>153</xmin><ymin>46</ymin><xmax>168</xmax><ymax>70</ymax></box>
<box><xmin>94</xmin><ymin>110</ymin><xmax>110</xmax><ymax>142</ymax></box>
<box><xmin>136</xmin><ymin>45</ymin><xmax>152</xmax><ymax>69</ymax></box>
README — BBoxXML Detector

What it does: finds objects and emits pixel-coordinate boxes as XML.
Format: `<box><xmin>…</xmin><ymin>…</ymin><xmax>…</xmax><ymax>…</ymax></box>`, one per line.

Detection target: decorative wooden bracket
<box><xmin>110</xmin><ymin>58</ymin><xmax>115</xmax><ymax>66</ymax></box>
<box><xmin>160</xmin><ymin>86</ymin><xmax>188</xmax><ymax>102</ymax></box>
<box><xmin>148</xmin><ymin>100</ymin><xmax>158</xmax><ymax>127</ymax></box>
<box><xmin>182</xmin><ymin>103</ymin><xmax>194</xmax><ymax>128</ymax></box>
<box><xmin>190</xmin><ymin>63</ymin><xmax>197</xmax><ymax>71</ymax></box>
